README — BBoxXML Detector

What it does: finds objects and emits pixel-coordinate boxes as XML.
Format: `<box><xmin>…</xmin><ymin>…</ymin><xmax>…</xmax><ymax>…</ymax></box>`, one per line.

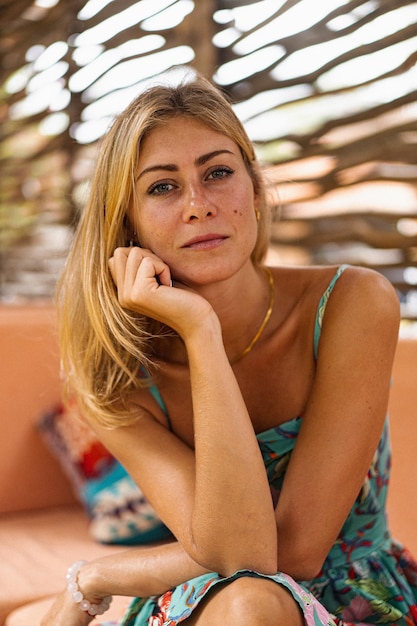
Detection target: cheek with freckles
<box><xmin>133</xmin><ymin>206</ymin><xmax>172</xmax><ymax>252</ymax></box>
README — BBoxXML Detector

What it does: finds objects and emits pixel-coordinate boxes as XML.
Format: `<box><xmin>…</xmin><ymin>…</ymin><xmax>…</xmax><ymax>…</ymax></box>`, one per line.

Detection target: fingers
<box><xmin>108</xmin><ymin>246</ymin><xmax>129</xmax><ymax>286</ymax></box>
<box><xmin>40</xmin><ymin>591</ymin><xmax>93</xmax><ymax>626</ymax></box>
<box><xmin>108</xmin><ymin>246</ymin><xmax>172</xmax><ymax>311</ymax></box>
<box><xmin>108</xmin><ymin>246</ymin><xmax>214</xmax><ymax>337</ymax></box>
<box><xmin>137</xmin><ymin>255</ymin><xmax>172</xmax><ymax>288</ymax></box>
<box><xmin>110</xmin><ymin>246</ymin><xmax>171</xmax><ymax>287</ymax></box>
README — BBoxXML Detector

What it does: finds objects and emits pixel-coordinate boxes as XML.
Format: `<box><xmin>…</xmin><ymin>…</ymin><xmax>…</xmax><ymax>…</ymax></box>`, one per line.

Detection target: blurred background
<box><xmin>1</xmin><ymin>0</ymin><xmax>417</xmax><ymax>320</ymax></box>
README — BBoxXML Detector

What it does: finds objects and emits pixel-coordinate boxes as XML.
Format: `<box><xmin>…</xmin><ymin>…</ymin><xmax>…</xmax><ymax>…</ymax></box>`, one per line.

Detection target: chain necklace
<box><xmin>231</xmin><ymin>267</ymin><xmax>275</xmax><ymax>362</ymax></box>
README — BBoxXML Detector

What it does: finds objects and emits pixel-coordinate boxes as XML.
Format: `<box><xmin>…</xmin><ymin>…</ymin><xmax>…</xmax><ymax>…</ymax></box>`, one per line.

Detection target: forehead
<box><xmin>138</xmin><ymin>116</ymin><xmax>239</xmax><ymax>162</ymax></box>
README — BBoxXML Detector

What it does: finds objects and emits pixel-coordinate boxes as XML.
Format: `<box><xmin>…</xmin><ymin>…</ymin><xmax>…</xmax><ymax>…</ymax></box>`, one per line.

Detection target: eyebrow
<box><xmin>136</xmin><ymin>149</ymin><xmax>235</xmax><ymax>180</ymax></box>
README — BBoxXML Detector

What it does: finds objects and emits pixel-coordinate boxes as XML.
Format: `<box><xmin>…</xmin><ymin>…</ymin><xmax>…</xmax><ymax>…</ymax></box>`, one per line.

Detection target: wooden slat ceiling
<box><xmin>1</xmin><ymin>0</ymin><xmax>417</xmax><ymax>315</ymax></box>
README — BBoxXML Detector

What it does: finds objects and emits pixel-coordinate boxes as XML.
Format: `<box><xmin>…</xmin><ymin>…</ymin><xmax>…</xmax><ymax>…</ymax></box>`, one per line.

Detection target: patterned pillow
<box><xmin>37</xmin><ymin>403</ymin><xmax>172</xmax><ymax>545</ymax></box>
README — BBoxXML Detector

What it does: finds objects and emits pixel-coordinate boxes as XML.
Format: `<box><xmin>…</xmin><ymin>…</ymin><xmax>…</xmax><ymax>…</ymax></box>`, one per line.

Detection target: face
<box><xmin>130</xmin><ymin>116</ymin><xmax>259</xmax><ymax>285</ymax></box>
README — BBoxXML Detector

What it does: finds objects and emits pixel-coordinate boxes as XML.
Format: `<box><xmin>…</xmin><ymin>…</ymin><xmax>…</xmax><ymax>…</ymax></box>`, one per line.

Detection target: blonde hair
<box><xmin>57</xmin><ymin>74</ymin><xmax>272</xmax><ymax>428</ymax></box>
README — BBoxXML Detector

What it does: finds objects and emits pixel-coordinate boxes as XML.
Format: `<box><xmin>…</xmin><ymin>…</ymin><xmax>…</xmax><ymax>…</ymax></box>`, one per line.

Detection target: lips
<box><xmin>181</xmin><ymin>234</ymin><xmax>228</xmax><ymax>250</ymax></box>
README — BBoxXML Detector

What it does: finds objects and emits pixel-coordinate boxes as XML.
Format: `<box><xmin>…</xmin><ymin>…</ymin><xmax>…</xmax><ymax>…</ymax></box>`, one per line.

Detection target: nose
<box><xmin>183</xmin><ymin>183</ymin><xmax>217</xmax><ymax>221</ymax></box>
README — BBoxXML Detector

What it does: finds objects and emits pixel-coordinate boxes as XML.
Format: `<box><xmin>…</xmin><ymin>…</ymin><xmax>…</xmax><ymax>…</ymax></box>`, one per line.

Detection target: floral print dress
<box><xmin>103</xmin><ymin>265</ymin><xmax>417</xmax><ymax>625</ymax></box>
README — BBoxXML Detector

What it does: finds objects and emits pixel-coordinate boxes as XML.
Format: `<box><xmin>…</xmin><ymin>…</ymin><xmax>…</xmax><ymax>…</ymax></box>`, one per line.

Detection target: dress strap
<box><xmin>139</xmin><ymin>366</ymin><xmax>172</xmax><ymax>429</ymax></box>
<box><xmin>313</xmin><ymin>265</ymin><xmax>349</xmax><ymax>360</ymax></box>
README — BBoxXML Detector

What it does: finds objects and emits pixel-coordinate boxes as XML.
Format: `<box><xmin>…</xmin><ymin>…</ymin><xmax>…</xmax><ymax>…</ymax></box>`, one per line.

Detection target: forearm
<box><xmin>41</xmin><ymin>542</ymin><xmax>207</xmax><ymax>626</ymax></box>
<box><xmin>185</xmin><ymin>318</ymin><xmax>277</xmax><ymax>575</ymax></box>
<box><xmin>79</xmin><ymin>540</ymin><xmax>209</xmax><ymax>600</ymax></box>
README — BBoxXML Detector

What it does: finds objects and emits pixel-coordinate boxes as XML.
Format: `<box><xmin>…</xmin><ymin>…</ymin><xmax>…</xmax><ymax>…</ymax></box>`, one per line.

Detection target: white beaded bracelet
<box><xmin>66</xmin><ymin>560</ymin><xmax>113</xmax><ymax>617</ymax></box>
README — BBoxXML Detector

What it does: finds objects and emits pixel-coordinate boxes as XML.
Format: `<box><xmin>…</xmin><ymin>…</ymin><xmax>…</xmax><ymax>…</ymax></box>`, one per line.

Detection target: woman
<box><xmin>42</xmin><ymin>75</ymin><xmax>417</xmax><ymax>626</ymax></box>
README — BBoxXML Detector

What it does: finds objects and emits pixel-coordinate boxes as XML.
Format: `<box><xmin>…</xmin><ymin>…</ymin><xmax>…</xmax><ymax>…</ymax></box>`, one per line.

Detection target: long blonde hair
<box><xmin>57</xmin><ymin>74</ymin><xmax>272</xmax><ymax>428</ymax></box>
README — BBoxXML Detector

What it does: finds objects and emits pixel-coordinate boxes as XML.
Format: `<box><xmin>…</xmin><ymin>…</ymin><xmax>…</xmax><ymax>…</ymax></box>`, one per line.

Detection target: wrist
<box><xmin>66</xmin><ymin>561</ymin><xmax>113</xmax><ymax>617</ymax></box>
<box><xmin>183</xmin><ymin>310</ymin><xmax>223</xmax><ymax>353</ymax></box>
<box><xmin>76</xmin><ymin>560</ymin><xmax>108</xmax><ymax>600</ymax></box>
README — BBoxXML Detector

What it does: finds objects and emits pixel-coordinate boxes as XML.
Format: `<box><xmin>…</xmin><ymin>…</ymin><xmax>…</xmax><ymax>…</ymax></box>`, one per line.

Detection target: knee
<box><xmin>216</xmin><ymin>577</ymin><xmax>303</xmax><ymax>626</ymax></box>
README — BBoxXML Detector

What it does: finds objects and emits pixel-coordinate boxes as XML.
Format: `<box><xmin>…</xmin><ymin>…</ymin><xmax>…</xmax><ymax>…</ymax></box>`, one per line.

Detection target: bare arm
<box><xmin>40</xmin><ymin>541</ymin><xmax>208</xmax><ymax>626</ymax></box>
<box><xmin>185</xmin><ymin>314</ymin><xmax>277</xmax><ymax>574</ymax></box>
<box><xmin>104</xmin><ymin>247</ymin><xmax>277</xmax><ymax>576</ymax></box>
<box><xmin>74</xmin><ymin>541</ymin><xmax>208</xmax><ymax>599</ymax></box>
<box><xmin>274</xmin><ymin>267</ymin><xmax>400</xmax><ymax>580</ymax></box>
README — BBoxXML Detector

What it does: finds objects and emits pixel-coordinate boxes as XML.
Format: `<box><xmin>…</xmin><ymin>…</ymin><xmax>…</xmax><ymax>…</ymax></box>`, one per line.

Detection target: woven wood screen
<box><xmin>1</xmin><ymin>0</ymin><xmax>416</xmax><ymax>316</ymax></box>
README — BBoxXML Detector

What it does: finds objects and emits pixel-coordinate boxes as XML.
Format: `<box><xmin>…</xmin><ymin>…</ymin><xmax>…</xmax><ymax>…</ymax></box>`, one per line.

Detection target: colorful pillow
<box><xmin>37</xmin><ymin>403</ymin><xmax>172</xmax><ymax>545</ymax></box>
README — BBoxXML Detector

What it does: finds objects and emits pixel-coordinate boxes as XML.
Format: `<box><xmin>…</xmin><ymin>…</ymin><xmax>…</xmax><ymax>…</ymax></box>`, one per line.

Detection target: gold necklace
<box><xmin>232</xmin><ymin>267</ymin><xmax>275</xmax><ymax>362</ymax></box>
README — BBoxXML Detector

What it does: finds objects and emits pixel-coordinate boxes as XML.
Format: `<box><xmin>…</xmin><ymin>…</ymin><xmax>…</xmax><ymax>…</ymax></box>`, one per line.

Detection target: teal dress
<box><xmin>107</xmin><ymin>266</ymin><xmax>417</xmax><ymax>625</ymax></box>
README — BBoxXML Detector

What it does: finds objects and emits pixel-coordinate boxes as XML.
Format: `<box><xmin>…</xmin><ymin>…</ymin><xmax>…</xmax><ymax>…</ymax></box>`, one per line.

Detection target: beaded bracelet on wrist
<box><xmin>66</xmin><ymin>560</ymin><xmax>113</xmax><ymax>617</ymax></box>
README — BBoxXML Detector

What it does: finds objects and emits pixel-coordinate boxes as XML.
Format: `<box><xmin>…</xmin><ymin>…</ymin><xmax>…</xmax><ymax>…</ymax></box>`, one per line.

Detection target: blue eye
<box><xmin>207</xmin><ymin>166</ymin><xmax>234</xmax><ymax>180</ymax></box>
<box><xmin>147</xmin><ymin>181</ymin><xmax>175</xmax><ymax>195</ymax></box>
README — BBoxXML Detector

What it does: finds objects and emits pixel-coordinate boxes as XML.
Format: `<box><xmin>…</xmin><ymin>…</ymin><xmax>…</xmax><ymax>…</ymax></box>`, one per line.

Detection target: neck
<box><xmin>220</xmin><ymin>264</ymin><xmax>273</xmax><ymax>363</ymax></box>
<box><xmin>230</xmin><ymin>266</ymin><xmax>274</xmax><ymax>362</ymax></box>
<box><xmin>156</xmin><ymin>263</ymin><xmax>273</xmax><ymax>365</ymax></box>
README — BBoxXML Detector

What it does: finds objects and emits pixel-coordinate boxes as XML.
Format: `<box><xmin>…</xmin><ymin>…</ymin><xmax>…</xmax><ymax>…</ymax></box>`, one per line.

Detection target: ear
<box><xmin>123</xmin><ymin>215</ymin><xmax>138</xmax><ymax>246</ymax></box>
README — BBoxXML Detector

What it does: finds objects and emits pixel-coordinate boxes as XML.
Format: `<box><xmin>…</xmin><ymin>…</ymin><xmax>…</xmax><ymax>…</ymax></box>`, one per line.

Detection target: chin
<box><xmin>176</xmin><ymin>261</ymin><xmax>250</xmax><ymax>287</ymax></box>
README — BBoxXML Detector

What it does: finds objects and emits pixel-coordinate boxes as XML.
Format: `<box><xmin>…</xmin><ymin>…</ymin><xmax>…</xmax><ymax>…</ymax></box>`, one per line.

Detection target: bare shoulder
<box><xmin>274</xmin><ymin>264</ymin><xmax>398</xmax><ymax>312</ymax></box>
<box><xmin>269</xmin><ymin>264</ymin><xmax>400</xmax><ymax>348</ymax></box>
<box><xmin>315</xmin><ymin>265</ymin><xmax>401</xmax><ymax>348</ymax></box>
<box><xmin>326</xmin><ymin>265</ymin><xmax>399</xmax><ymax>321</ymax></box>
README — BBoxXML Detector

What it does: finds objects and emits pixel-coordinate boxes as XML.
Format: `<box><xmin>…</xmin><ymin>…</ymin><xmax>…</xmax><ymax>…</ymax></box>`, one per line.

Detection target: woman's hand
<box><xmin>41</xmin><ymin>561</ymin><xmax>111</xmax><ymax>626</ymax></box>
<box><xmin>108</xmin><ymin>246</ymin><xmax>217</xmax><ymax>340</ymax></box>
<box><xmin>40</xmin><ymin>590</ymin><xmax>94</xmax><ymax>626</ymax></box>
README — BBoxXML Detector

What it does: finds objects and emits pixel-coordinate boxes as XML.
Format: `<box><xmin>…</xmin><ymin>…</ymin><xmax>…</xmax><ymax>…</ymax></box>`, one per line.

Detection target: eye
<box><xmin>206</xmin><ymin>166</ymin><xmax>234</xmax><ymax>181</ymax></box>
<box><xmin>147</xmin><ymin>181</ymin><xmax>175</xmax><ymax>196</ymax></box>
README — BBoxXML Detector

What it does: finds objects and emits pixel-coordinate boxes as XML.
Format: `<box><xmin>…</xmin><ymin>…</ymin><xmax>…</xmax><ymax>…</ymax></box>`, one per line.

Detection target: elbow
<box><xmin>188</xmin><ymin>534</ymin><xmax>278</xmax><ymax>578</ymax></box>
<box><xmin>275</xmin><ymin>517</ymin><xmax>329</xmax><ymax>581</ymax></box>
<box><xmin>278</xmin><ymin>546</ymin><xmax>325</xmax><ymax>582</ymax></box>
<box><xmin>198</xmin><ymin>554</ymin><xmax>278</xmax><ymax>579</ymax></box>
<box><xmin>285</xmin><ymin>560</ymin><xmax>324</xmax><ymax>582</ymax></box>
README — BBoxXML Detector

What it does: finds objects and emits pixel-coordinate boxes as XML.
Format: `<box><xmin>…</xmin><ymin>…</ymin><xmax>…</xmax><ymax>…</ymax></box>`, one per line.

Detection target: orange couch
<box><xmin>0</xmin><ymin>304</ymin><xmax>416</xmax><ymax>625</ymax></box>
<box><xmin>0</xmin><ymin>305</ymin><xmax>133</xmax><ymax>625</ymax></box>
